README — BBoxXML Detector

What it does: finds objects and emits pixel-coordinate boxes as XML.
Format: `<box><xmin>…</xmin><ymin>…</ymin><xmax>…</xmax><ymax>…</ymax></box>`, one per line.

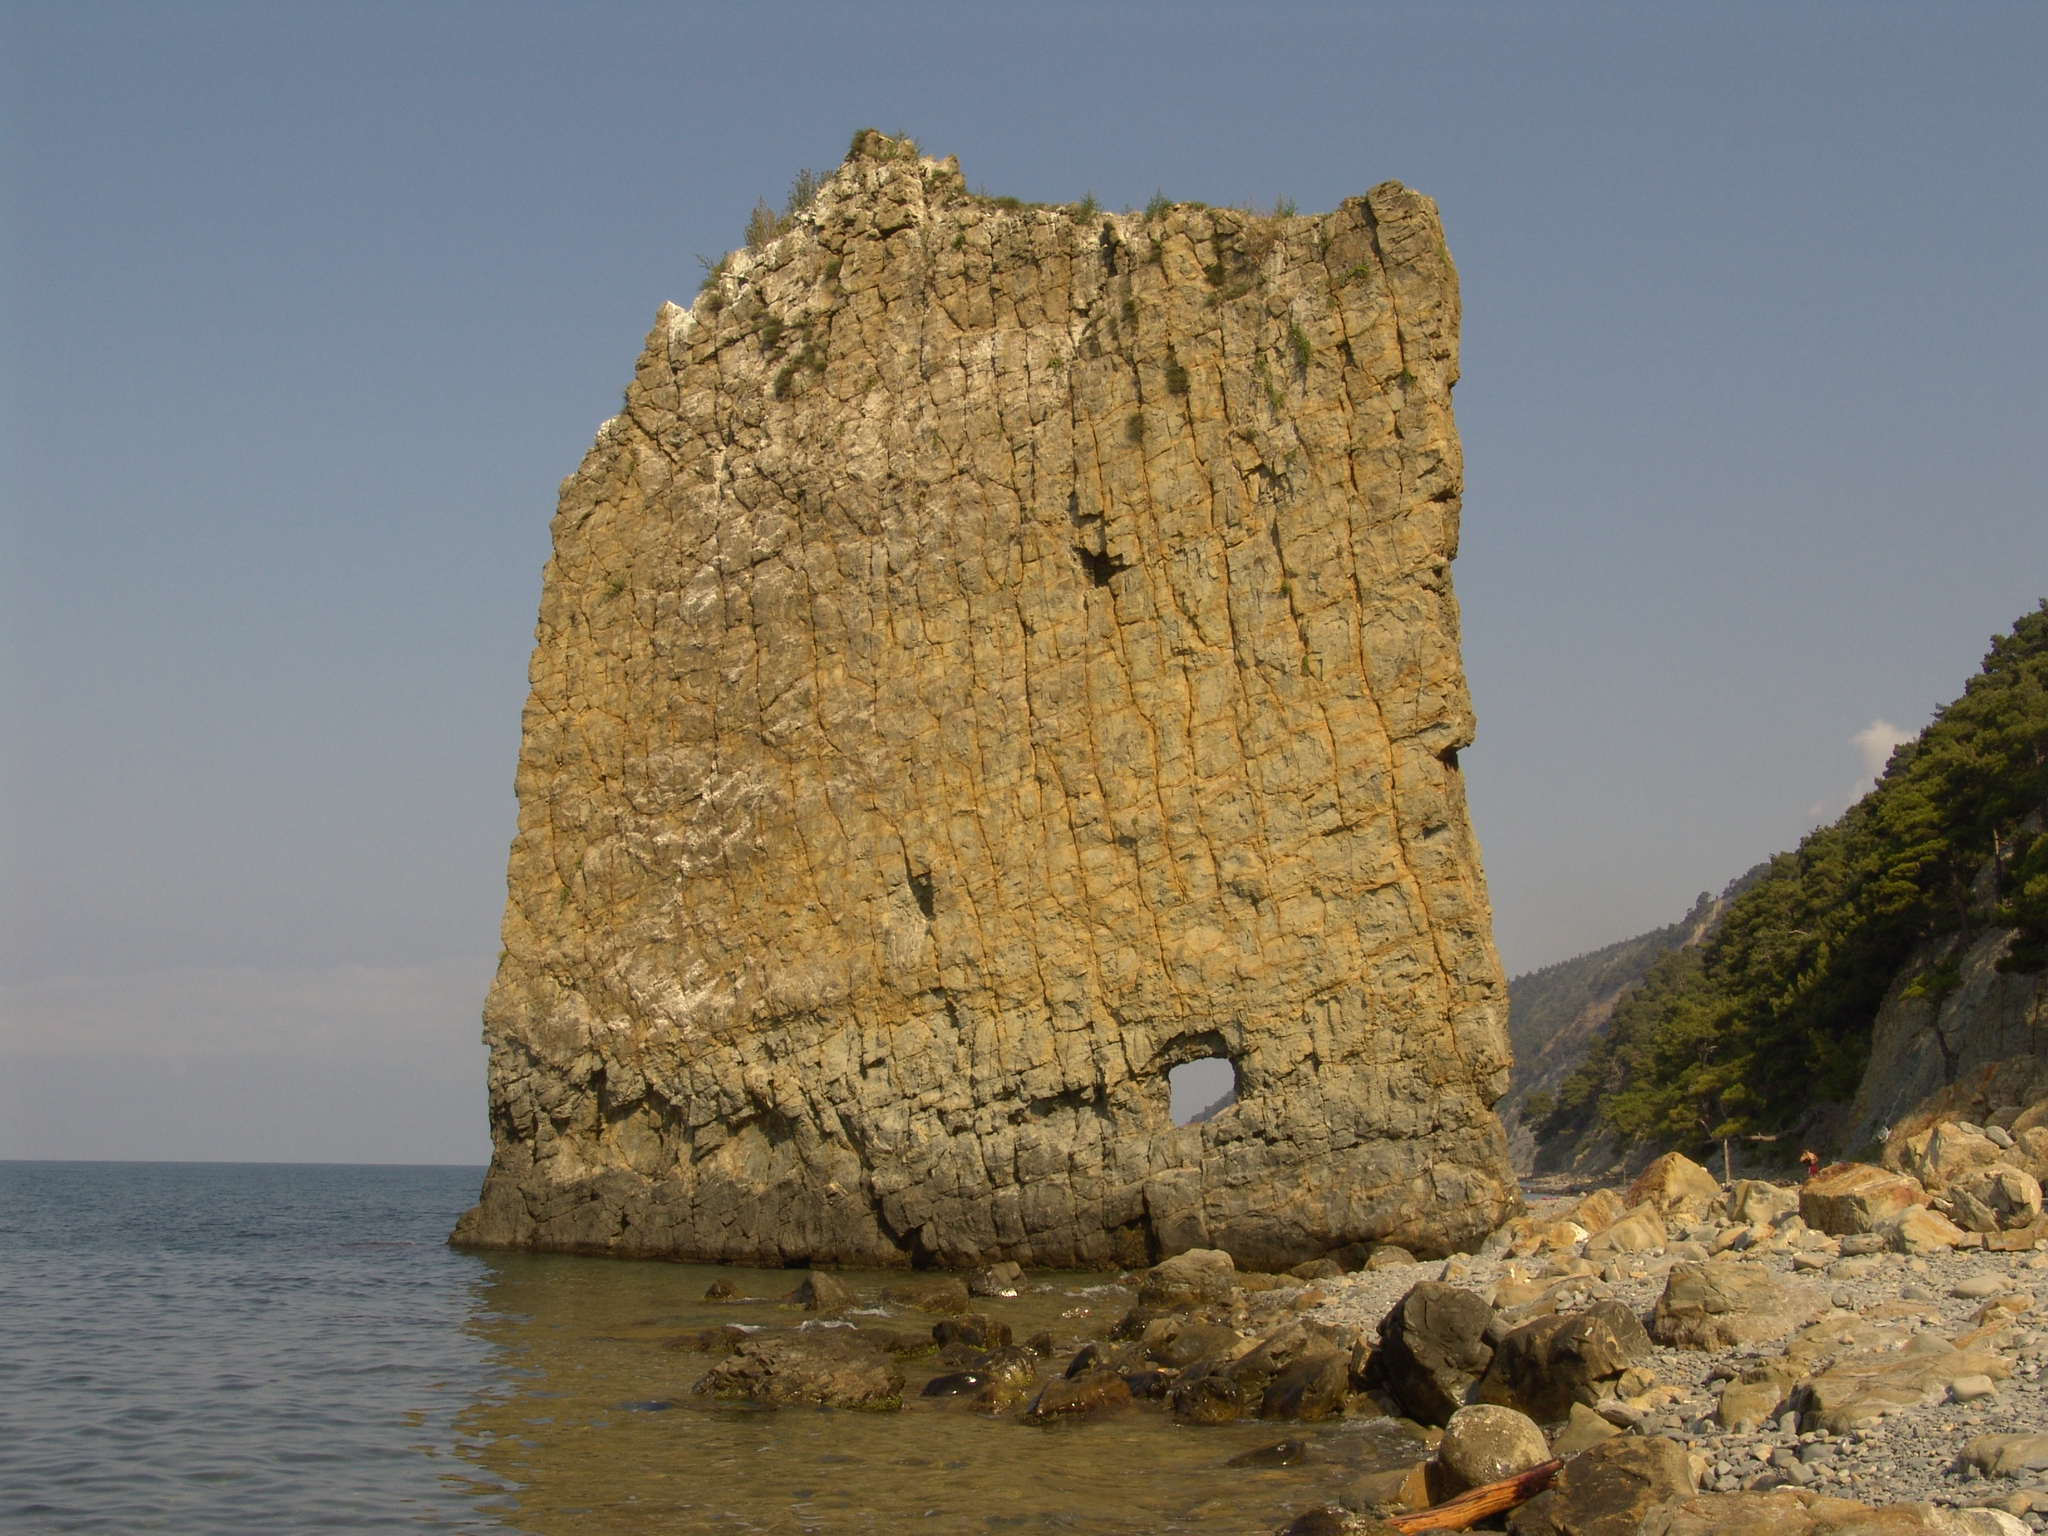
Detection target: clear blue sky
<box><xmin>3</xmin><ymin>1</ymin><xmax>2043</xmax><ymax>1161</ymax></box>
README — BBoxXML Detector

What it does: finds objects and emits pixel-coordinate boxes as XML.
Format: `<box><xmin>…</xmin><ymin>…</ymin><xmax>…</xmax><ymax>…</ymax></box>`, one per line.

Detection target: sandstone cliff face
<box><xmin>452</xmin><ymin>136</ymin><xmax>1517</xmax><ymax>1270</ymax></box>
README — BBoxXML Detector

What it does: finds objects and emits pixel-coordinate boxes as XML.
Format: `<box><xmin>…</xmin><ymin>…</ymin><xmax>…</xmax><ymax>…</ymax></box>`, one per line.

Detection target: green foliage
<box><xmin>1074</xmin><ymin>191</ymin><xmax>1099</xmax><ymax>218</ymax></box>
<box><xmin>1274</xmin><ymin>195</ymin><xmax>1297</xmax><ymax>219</ymax></box>
<box><xmin>1164</xmin><ymin>350</ymin><xmax>1190</xmax><ymax>397</ymax></box>
<box><xmin>1287</xmin><ymin>323</ymin><xmax>1311</xmax><ymax>371</ymax></box>
<box><xmin>1543</xmin><ymin>601</ymin><xmax>2048</xmax><ymax>1160</ymax></box>
<box><xmin>1520</xmin><ymin>1090</ymin><xmax>1554</xmax><ymax>1126</ymax></box>
<box><xmin>787</xmin><ymin>167</ymin><xmax>823</xmax><ymax>213</ymax></box>
<box><xmin>1125</xmin><ymin>411</ymin><xmax>1145</xmax><ymax>445</ymax></box>
<box><xmin>1144</xmin><ymin>189</ymin><xmax>1172</xmax><ymax>221</ymax></box>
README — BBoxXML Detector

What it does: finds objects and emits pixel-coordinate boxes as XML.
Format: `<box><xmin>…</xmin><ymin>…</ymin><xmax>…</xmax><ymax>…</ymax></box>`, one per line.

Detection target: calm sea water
<box><xmin>0</xmin><ymin>1163</ymin><xmax>1417</xmax><ymax>1534</ymax></box>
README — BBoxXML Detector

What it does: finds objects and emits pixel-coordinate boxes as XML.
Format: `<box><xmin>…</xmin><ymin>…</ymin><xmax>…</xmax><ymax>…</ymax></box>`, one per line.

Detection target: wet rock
<box><xmin>1230</xmin><ymin>1438</ymin><xmax>1311</xmax><ymax>1468</ymax></box>
<box><xmin>1140</xmin><ymin>1248</ymin><xmax>1237</xmax><ymax>1308</ymax></box>
<box><xmin>921</xmin><ymin>1370</ymin><xmax>987</xmax><ymax>1397</ymax></box>
<box><xmin>1508</xmin><ymin>1434</ymin><xmax>1692</xmax><ymax>1536</ymax></box>
<box><xmin>1021</xmin><ymin>1330</ymin><xmax>1056</xmax><ymax>1358</ymax></box>
<box><xmin>1108</xmin><ymin>1305</ymin><xmax>1164</xmax><ymax>1341</ymax></box>
<box><xmin>1065</xmin><ymin>1340</ymin><xmax>1145</xmax><ymax>1377</ymax></box>
<box><xmin>1344</xmin><ymin>1462</ymin><xmax>1432</xmax><ymax>1516</ymax></box>
<box><xmin>1643</xmin><ymin>1489</ymin><xmax>2031</xmax><ymax>1536</ymax></box>
<box><xmin>1477</xmin><ymin>1307</ymin><xmax>1646</xmax><ymax>1421</ymax></box>
<box><xmin>879</xmin><ymin>1276</ymin><xmax>971</xmax><ymax>1314</ymax></box>
<box><xmin>783</xmin><ymin>1271</ymin><xmax>859</xmax><ymax>1312</ymax></box>
<box><xmin>1025</xmin><ymin>1366</ymin><xmax>1132</xmax><ymax>1421</ymax></box>
<box><xmin>967</xmin><ymin>1261</ymin><xmax>1024</xmax><ymax>1298</ymax></box>
<box><xmin>1801</xmin><ymin>1164</ymin><xmax>1930</xmax><ymax>1235</ymax></box>
<box><xmin>969</xmin><ymin>1345</ymin><xmax>1040</xmax><ymax>1411</ymax></box>
<box><xmin>1626</xmin><ymin>1153</ymin><xmax>1725</xmax><ymax>1219</ymax></box>
<box><xmin>1142</xmin><ymin>1318</ymin><xmax>1241</xmax><ymax>1370</ymax></box>
<box><xmin>663</xmin><ymin>1323</ymin><xmax>755</xmax><ymax>1352</ymax></box>
<box><xmin>691</xmin><ymin>1333</ymin><xmax>905</xmax><ymax>1410</ymax></box>
<box><xmin>1260</xmin><ymin>1352</ymin><xmax>1351</xmax><ymax>1421</ymax></box>
<box><xmin>1169</xmin><ymin>1359</ymin><xmax>1246</xmax><ymax>1424</ymax></box>
<box><xmin>1121</xmin><ymin>1367</ymin><xmax>1172</xmax><ymax>1399</ymax></box>
<box><xmin>932</xmin><ymin>1313</ymin><xmax>1011</xmax><ymax>1350</ymax></box>
<box><xmin>860</xmin><ymin>1328</ymin><xmax>938</xmax><ymax>1357</ymax></box>
<box><xmin>1650</xmin><ymin>1263</ymin><xmax>1818</xmax><ymax>1350</ymax></box>
<box><xmin>1375</xmin><ymin>1281</ymin><xmax>1496</xmax><ymax>1426</ymax></box>
<box><xmin>704</xmin><ymin>1278</ymin><xmax>751</xmax><ymax>1300</ymax></box>
<box><xmin>1438</xmin><ymin>1403</ymin><xmax>1550</xmax><ymax>1494</ymax></box>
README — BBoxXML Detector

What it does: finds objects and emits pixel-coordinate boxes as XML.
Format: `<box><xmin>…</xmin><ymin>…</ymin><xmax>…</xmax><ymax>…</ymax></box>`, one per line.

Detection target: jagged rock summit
<box><xmin>451</xmin><ymin>133</ymin><xmax>1516</xmax><ymax>1269</ymax></box>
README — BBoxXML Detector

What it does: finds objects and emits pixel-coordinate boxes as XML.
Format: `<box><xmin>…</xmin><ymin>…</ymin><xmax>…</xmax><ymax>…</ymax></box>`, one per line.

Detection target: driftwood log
<box><xmin>1385</xmin><ymin>1458</ymin><xmax>1563</xmax><ymax>1534</ymax></box>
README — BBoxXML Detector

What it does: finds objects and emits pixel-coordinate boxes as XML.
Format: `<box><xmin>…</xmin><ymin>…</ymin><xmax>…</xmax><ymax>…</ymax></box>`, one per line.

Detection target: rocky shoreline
<box><xmin>668</xmin><ymin>1130</ymin><xmax>2048</xmax><ymax>1535</ymax></box>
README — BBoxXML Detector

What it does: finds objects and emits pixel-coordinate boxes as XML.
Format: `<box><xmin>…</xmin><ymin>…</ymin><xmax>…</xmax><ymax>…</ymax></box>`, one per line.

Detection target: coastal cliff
<box><xmin>452</xmin><ymin>134</ymin><xmax>1517</xmax><ymax>1269</ymax></box>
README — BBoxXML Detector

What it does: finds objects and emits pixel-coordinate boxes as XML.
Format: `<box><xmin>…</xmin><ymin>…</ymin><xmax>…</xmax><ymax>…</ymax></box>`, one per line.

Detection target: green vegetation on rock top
<box><xmin>1539</xmin><ymin>600</ymin><xmax>2048</xmax><ymax>1162</ymax></box>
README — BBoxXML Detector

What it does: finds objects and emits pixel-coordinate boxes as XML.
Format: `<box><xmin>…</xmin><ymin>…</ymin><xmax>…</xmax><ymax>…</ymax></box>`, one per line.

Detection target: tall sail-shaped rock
<box><xmin>453</xmin><ymin>136</ymin><xmax>1518</xmax><ymax>1268</ymax></box>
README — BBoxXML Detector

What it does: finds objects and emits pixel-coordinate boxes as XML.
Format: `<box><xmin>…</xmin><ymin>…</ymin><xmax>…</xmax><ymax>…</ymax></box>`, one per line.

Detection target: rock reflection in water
<box><xmin>455</xmin><ymin>1252</ymin><xmax>1426</xmax><ymax>1534</ymax></box>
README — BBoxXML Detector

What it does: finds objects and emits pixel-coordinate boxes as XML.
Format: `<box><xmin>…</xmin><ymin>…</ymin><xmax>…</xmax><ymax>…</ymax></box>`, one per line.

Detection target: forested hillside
<box><xmin>1534</xmin><ymin>600</ymin><xmax>2048</xmax><ymax>1170</ymax></box>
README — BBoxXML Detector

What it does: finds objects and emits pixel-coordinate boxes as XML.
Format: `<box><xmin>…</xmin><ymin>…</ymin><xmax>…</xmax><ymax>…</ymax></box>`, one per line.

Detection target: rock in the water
<box><xmin>691</xmin><ymin>1333</ymin><xmax>904</xmax><ymax>1410</ymax></box>
<box><xmin>1477</xmin><ymin>1305</ymin><xmax>1647</xmax><ymax>1421</ymax></box>
<box><xmin>1508</xmin><ymin>1434</ymin><xmax>1692</xmax><ymax>1536</ymax></box>
<box><xmin>967</xmin><ymin>1261</ymin><xmax>1024</xmax><ymax>1297</ymax></box>
<box><xmin>1650</xmin><ymin>1263</ymin><xmax>1818</xmax><ymax>1350</ymax></box>
<box><xmin>703</xmin><ymin>1277</ymin><xmax>749</xmax><ymax>1300</ymax></box>
<box><xmin>1140</xmin><ymin>1248</ymin><xmax>1238</xmax><ymax>1308</ymax></box>
<box><xmin>1259</xmin><ymin>1352</ymin><xmax>1351</xmax><ymax>1421</ymax></box>
<box><xmin>1437</xmin><ymin>1403</ymin><xmax>1550</xmax><ymax>1494</ymax></box>
<box><xmin>1230</xmin><ymin>1438</ymin><xmax>1311</xmax><ymax>1468</ymax></box>
<box><xmin>1170</xmin><ymin>1359</ymin><xmax>1247</xmax><ymax>1424</ymax></box>
<box><xmin>1026</xmin><ymin>1366</ymin><xmax>1132</xmax><ymax>1421</ymax></box>
<box><xmin>1800</xmin><ymin>1163</ymin><xmax>1930</xmax><ymax>1235</ymax></box>
<box><xmin>783</xmin><ymin>1271</ymin><xmax>858</xmax><ymax>1312</ymax></box>
<box><xmin>448</xmin><ymin>143</ymin><xmax>1517</xmax><ymax>1272</ymax></box>
<box><xmin>881</xmin><ymin>1276</ymin><xmax>971</xmax><ymax>1314</ymax></box>
<box><xmin>1375</xmin><ymin>1281</ymin><xmax>1495</xmax><ymax>1426</ymax></box>
<box><xmin>1625</xmin><ymin>1153</ymin><xmax>1724</xmax><ymax>1219</ymax></box>
<box><xmin>931</xmin><ymin>1312</ymin><xmax>1010</xmax><ymax>1349</ymax></box>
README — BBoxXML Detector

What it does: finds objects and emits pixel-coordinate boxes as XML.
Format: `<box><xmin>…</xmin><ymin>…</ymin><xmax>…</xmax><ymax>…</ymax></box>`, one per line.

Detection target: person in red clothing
<box><xmin>1800</xmin><ymin>1149</ymin><xmax>1821</xmax><ymax>1181</ymax></box>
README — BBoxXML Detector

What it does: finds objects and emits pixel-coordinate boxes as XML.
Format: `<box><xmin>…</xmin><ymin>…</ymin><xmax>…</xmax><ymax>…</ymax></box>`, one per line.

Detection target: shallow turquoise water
<box><xmin>0</xmin><ymin>1163</ymin><xmax>1417</xmax><ymax>1534</ymax></box>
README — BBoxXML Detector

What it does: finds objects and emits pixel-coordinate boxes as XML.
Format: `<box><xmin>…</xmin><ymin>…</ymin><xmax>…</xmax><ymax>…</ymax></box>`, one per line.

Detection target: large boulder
<box><xmin>1625</xmin><ymin>1153</ymin><xmax>1723</xmax><ymax>1218</ymax></box>
<box><xmin>1882</xmin><ymin>1204</ymin><xmax>1968</xmax><ymax>1255</ymax></box>
<box><xmin>1438</xmin><ymin>1404</ymin><xmax>1551</xmax><ymax>1495</ymax></box>
<box><xmin>692</xmin><ymin>1333</ymin><xmax>905</xmax><ymax>1410</ymax></box>
<box><xmin>1895</xmin><ymin>1121</ymin><xmax>2007</xmax><ymax>1191</ymax></box>
<box><xmin>1583</xmin><ymin>1206</ymin><xmax>1667</xmax><ymax>1257</ymax></box>
<box><xmin>879</xmin><ymin>1276</ymin><xmax>971</xmax><ymax>1314</ymax></box>
<box><xmin>1509</xmin><ymin>1435</ymin><xmax>1693</xmax><ymax>1536</ymax></box>
<box><xmin>1139</xmin><ymin>1248</ymin><xmax>1237</xmax><ymax>1308</ymax></box>
<box><xmin>1651</xmin><ymin>1263</ymin><xmax>1819</xmax><ymax>1350</ymax></box>
<box><xmin>1729</xmin><ymin>1179</ymin><xmax>1801</xmax><ymax>1227</ymax></box>
<box><xmin>1799</xmin><ymin>1163</ymin><xmax>1929</xmax><ymax>1235</ymax></box>
<box><xmin>1375</xmin><ymin>1282</ymin><xmax>1496</xmax><ymax>1426</ymax></box>
<box><xmin>1476</xmin><ymin>1304</ymin><xmax>1649</xmax><ymax>1422</ymax></box>
<box><xmin>1953</xmin><ymin>1165</ymin><xmax>2043</xmax><ymax>1231</ymax></box>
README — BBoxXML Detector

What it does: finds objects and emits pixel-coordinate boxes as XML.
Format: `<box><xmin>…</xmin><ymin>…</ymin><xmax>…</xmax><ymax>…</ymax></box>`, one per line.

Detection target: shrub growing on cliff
<box><xmin>1541</xmin><ymin>600</ymin><xmax>2048</xmax><ymax>1159</ymax></box>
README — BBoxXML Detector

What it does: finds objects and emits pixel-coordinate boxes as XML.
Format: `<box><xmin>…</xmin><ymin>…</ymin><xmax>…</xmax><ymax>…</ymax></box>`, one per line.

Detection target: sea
<box><xmin>0</xmin><ymin>1162</ymin><xmax>1420</xmax><ymax>1534</ymax></box>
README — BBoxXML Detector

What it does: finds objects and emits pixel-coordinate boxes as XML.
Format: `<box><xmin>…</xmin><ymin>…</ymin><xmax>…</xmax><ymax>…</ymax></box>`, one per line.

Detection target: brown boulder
<box><xmin>1260</xmin><ymin>1352</ymin><xmax>1351</xmax><ymax>1421</ymax></box>
<box><xmin>1799</xmin><ymin>1163</ymin><xmax>1929</xmax><ymax>1235</ymax></box>
<box><xmin>1477</xmin><ymin>1304</ymin><xmax>1649</xmax><ymax>1421</ymax></box>
<box><xmin>1139</xmin><ymin>1247</ymin><xmax>1238</xmax><ymax>1308</ymax></box>
<box><xmin>1509</xmin><ymin>1435</ymin><xmax>1693</xmax><ymax>1536</ymax></box>
<box><xmin>1651</xmin><ymin>1263</ymin><xmax>1818</xmax><ymax>1350</ymax></box>
<box><xmin>1375</xmin><ymin>1281</ymin><xmax>1496</xmax><ymax>1426</ymax></box>
<box><xmin>1625</xmin><ymin>1153</ymin><xmax>1723</xmax><ymax>1218</ymax></box>
<box><xmin>1024</xmin><ymin>1366</ymin><xmax>1131</xmax><ymax>1421</ymax></box>
<box><xmin>782</xmin><ymin>1271</ymin><xmax>859</xmax><ymax>1312</ymax></box>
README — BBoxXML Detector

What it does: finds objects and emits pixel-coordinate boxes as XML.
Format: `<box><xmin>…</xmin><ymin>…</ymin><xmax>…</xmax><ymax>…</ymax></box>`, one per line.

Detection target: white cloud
<box><xmin>1852</xmin><ymin>718</ymin><xmax>1916</xmax><ymax>784</ymax></box>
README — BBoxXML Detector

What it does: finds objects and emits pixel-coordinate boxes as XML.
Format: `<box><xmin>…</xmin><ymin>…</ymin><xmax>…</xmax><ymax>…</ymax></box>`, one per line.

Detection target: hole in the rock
<box><xmin>1169</xmin><ymin>1057</ymin><xmax>1237</xmax><ymax>1127</ymax></box>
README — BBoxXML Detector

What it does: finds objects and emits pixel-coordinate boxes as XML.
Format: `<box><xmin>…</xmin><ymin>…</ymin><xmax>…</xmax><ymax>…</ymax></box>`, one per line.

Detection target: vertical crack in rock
<box><xmin>451</xmin><ymin>136</ymin><xmax>1519</xmax><ymax>1270</ymax></box>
